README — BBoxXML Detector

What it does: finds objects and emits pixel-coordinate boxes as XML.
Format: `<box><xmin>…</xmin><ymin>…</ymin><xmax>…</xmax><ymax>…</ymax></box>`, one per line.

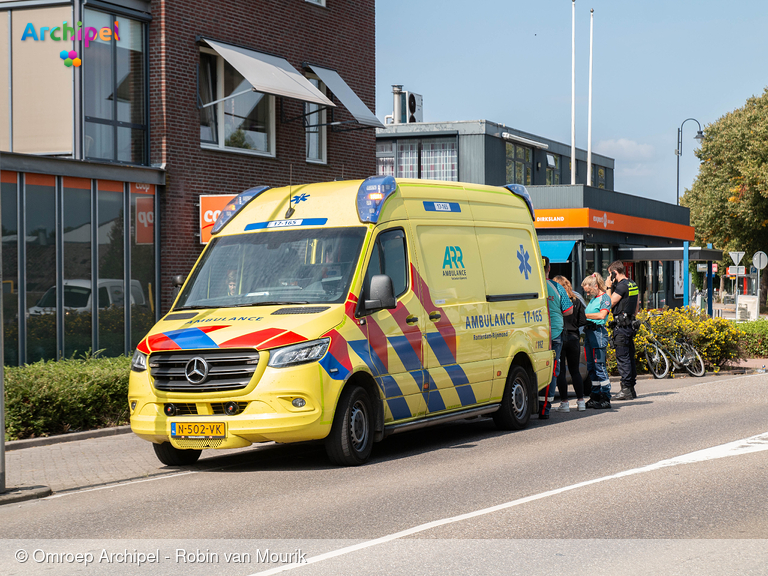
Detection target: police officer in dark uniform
<box><xmin>605</xmin><ymin>261</ymin><xmax>639</xmax><ymax>400</ymax></box>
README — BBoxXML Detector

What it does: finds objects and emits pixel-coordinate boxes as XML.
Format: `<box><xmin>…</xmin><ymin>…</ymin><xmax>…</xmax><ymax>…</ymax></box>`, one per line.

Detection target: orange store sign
<box><xmin>534</xmin><ymin>208</ymin><xmax>694</xmax><ymax>242</ymax></box>
<box><xmin>199</xmin><ymin>195</ymin><xmax>236</xmax><ymax>244</ymax></box>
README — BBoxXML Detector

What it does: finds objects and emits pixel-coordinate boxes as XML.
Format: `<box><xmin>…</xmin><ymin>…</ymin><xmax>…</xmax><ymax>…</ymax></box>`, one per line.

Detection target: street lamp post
<box><xmin>675</xmin><ymin>118</ymin><xmax>705</xmax><ymax>205</ymax></box>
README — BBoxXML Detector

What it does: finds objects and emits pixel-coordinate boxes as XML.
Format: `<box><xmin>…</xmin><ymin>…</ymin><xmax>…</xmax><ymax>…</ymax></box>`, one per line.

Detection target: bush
<box><xmin>606</xmin><ymin>306</ymin><xmax>744</xmax><ymax>375</ymax></box>
<box><xmin>4</xmin><ymin>354</ymin><xmax>131</xmax><ymax>441</ymax></box>
<box><xmin>736</xmin><ymin>319</ymin><xmax>768</xmax><ymax>357</ymax></box>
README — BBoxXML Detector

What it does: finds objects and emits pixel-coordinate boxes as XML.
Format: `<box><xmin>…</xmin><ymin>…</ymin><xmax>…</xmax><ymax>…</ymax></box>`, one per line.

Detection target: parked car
<box><xmin>28</xmin><ymin>279</ymin><xmax>146</xmax><ymax>315</ymax></box>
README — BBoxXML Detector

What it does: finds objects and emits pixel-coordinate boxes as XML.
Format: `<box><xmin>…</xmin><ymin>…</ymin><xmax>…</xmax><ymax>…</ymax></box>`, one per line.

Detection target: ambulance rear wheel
<box><xmin>493</xmin><ymin>365</ymin><xmax>531</xmax><ymax>430</ymax></box>
<box><xmin>153</xmin><ymin>442</ymin><xmax>202</xmax><ymax>466</ymax></box>
<box><xmin>326</xmin><ymin>385</ymin><xmax>374</xmax><ymax>466</ymax></box>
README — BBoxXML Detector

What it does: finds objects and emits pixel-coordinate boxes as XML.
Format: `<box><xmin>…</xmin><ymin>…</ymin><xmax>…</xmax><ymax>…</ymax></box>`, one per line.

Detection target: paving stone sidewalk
<box><xmin>4</xmin><ymin>432</ymin><xmax>264</xmax><ymax>496</ymax></box>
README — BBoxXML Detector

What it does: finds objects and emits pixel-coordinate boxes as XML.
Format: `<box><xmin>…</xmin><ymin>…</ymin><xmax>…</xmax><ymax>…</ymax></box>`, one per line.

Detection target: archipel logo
<box><xmin>21</xmin><ymin>20</ymin><xmax>120</xmax><ymax>67</ymax></box>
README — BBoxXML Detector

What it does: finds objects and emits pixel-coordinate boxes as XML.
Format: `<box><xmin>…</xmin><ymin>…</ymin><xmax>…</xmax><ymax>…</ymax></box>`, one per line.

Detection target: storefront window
<box><xmin>1</xmin><ymin>171</ymin><xmax>18</xmax><ymax>365</ymax></box>
<box><xmin>131</xmin><ymin>183</ymin><xmax>155</xmax><ymax>348</ymax></box>
<box><xmin>25</xmin><ymin>175</ymin><xmax>57</xmax><ymax>362</ymax></box>
<box><xmin>84</xmin><ymin>9</ymin><xmax>147</xmax><ymax>164</ymax></box>
<box><xmin>63</xmin><ymin>178</ymin><xmax>93</xmax><ymax>358</ymax></box>
<box><xmin>97</xmin><ymin>182</ymin><xmax>125</xmax><ymax>356</ymax></box>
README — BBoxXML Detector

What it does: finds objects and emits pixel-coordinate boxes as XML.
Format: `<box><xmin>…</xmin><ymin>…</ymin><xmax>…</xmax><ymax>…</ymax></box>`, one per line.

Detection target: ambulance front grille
<box><xmin>150</xmin><ymin>350</ymin><xmax>260</xmax><ymax>392</ymax></box>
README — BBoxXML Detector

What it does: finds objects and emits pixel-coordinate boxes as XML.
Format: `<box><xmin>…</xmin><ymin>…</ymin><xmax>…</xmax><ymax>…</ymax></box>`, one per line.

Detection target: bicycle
<box><xmin>639</xmin><ymin>314</ymin><xmax>706</xmax><ymax>378</ymax></box>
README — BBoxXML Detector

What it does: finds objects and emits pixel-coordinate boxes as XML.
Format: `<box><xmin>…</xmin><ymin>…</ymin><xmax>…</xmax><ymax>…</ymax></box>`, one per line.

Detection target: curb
<box><xmin>0</xmin><ymin>485</ymin><xmax>52</xmax><ymax>506</ymax></box>
<box><xmin>5</xmin><ymin>425</ymin><xmax>133</xmax><ymax>452</ymax></box>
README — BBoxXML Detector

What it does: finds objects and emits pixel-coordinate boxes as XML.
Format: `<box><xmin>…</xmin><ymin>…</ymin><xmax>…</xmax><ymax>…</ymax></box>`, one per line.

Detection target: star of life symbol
<box><xmin>517</xmin><ymin>245</ymin><xmax>532</xmax><ymax>279</ymax></box>
<box><xmin>292</xmin><ymin>193</ymin><xmax>310</xmax><ymax>203</ymax></box>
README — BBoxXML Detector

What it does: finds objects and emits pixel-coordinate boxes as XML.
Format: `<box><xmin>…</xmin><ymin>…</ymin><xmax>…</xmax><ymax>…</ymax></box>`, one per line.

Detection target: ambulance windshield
<box><xmin>175</xmin><ymin>227</ymin><xmax>367</xmax><ymax>309</ymax></box>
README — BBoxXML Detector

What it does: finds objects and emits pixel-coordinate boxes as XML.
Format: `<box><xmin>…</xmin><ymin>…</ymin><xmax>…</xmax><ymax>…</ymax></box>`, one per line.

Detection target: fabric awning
<box><xmin>305</xmin><ymin>64</ymin><xmax>383</xmax><ymax>128</ymax></box>
<box><xmin>539</xmin><ymin>240</ymin><xmax>576</xmax><ymax>264</ymax></box>
<box><xmin>202</xmin><ymin>39</ymin><xmax>334</xmax><ymax>107</ymax></box>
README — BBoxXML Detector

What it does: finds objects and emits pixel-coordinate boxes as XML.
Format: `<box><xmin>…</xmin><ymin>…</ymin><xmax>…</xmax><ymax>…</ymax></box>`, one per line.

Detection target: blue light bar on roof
<box><xmin>504</xmin><ymin>183</ymin><xmax>535</xmax><ymax>221</ymax></box>
<box><xmin>356</xmin><ymin>175</ymin><xmax>397</xmax><ymax>223</ymax></box>
<box><xmin>211</xmin><ymin>185</ymin><xmax>271</xmax><ymax>235</ymax></box>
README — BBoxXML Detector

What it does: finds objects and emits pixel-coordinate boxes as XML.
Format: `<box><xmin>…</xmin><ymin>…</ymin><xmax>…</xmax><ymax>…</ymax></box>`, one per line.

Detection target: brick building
<box><xmin>0</xmin><ymin>0</ymin><xmax>379</xmax><ymax>365</ymax></box>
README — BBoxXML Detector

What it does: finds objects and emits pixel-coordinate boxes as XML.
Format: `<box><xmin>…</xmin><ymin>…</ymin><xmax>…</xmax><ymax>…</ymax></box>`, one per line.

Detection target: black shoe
<box><xmin>596</xmin><ymin>393</ymin><xmax>612</xmax><ymax>409</ymax></box>
<box><xmin>538</xmin><ymin>413</ymin><xmax>550</xmax><ymax>420</ymax></box>
<box><xmin>614</xmin><ymin>388</ymin><xmax>633</xmax><ymax>401</ymax></box>
<box><xmin>631</xmin><ymin>386</ymin><xmax>637</xmax><ymax>399</ymax></box>
<box><xmin>585</xmin><ymin>393</ymin><xmax>600</xmax><ymax>409</ymax></box>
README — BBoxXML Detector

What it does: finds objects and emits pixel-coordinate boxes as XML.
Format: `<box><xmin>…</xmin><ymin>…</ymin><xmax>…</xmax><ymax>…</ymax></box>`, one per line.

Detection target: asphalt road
<box><xmin>2</xmin><ymin>372</ymin><xmax>767</xmax><ymax>575</ymax></box>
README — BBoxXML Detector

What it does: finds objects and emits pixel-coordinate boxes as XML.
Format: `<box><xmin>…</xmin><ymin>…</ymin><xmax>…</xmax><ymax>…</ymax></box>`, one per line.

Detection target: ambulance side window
<box><xmin>363</xmin><ymin>229</ymin><xmax>408</xmax><ymax>300</ymax></box>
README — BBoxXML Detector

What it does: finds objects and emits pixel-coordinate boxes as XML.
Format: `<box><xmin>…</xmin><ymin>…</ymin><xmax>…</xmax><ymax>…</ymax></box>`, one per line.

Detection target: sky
<box><xmin>375</xmin><ymin>0</ymin><xmax>768</xmax><ymax>204</ymax></box>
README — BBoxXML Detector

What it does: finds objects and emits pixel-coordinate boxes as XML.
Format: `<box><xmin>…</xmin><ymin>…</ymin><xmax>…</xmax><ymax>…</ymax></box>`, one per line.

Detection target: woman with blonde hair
<box><xmin>552</xmin><ymin>276</ymin><xmax>587</xmax><ymax>412</ymax></box>
<box><xmin>581</xmin><ymin>272</ymin><xmax>612</xmax><ymax>409</ymax></box>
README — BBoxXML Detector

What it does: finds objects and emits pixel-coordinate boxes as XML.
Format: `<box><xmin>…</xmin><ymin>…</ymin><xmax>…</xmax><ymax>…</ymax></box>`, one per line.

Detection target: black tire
<box><xmin>645</xmin><ymin>342</ymin><xmax>670</xmax><ymax>379</ymax></box>
<box><xmin>325</xmin><ymin>385</ymin><xmax>374</xmax><ymax>466</ymax></box>
<box><xmin>682</xmin><ymin>343</ymin><xmax>706</xmax><ymax>377</ymax></box>
<box><xmin>493</xmin><ymin>365</ymin><xmax>532</xmax><ymax>430</ymax></box>
<box><xmin>153</xmin><ymin>442</ymin><xmax>202</xmax><ymax>466</ymax></box>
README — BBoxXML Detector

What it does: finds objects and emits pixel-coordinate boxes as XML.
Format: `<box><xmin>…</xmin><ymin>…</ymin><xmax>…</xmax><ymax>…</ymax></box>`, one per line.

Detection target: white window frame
<box><xmin>199</xmin><ymin>47</ymin><xmax>276</xmax><ymax>158</ymax></box>
<box><xmin>305</xmin><ymin>74</ymin><xmax>327</xmax><ymax>165</ymax></box>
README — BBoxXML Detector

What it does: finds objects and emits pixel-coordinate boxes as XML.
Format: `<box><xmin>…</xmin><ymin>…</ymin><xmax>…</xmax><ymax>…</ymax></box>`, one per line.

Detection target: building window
<box><xmin>596</xmin><ymin>165</ymin><xmax>606</xmax><ymax>189</ymax></box>
<box><xmin>505</xmin><ymin>143</ymin><xmax>532</xmax><ymax>185</ymax></box>
<box><xmin>546</xmin><ymin>153</ymin><xmax>560</xmax><ymax>185</ymax></box>
<box><xmin>83</xmin><ymin>9</ymin><xmax>147</xmax><ymax>164</ymax></box>
<box><xmin>376</xmin><ymin>141</ymin><xmax>395</xmax><ymax>176</ymax></box>
<box><xmin>420</xmin><ymin>138</ymin><xmax>457</xmax><ymax>181</ymax></box>
<box><xmin>199</xmin><ymin>48</ymin><xmax>275</xmax><ymax>156</ymax></box>
<box><xmin>382</xmin><ymin>137</ymin><xmax>458</xmax><ymax>181</ymax></box>
<box><xmin>397</xmin><ymin>139</ymin><xmax>419</xmax><ymax>178</ymax></box>
<box><xmin>305</xmin><ymin>76</ymin><xmax>326</xmax><ymax>163</ymax></box>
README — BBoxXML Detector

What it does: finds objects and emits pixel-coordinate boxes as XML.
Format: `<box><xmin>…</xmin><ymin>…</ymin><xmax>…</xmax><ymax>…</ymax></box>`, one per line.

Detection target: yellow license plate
<box><xmin>171</xmin><ymin>422</ymin><xmax>226</xmax><ymax>438</ymax></box>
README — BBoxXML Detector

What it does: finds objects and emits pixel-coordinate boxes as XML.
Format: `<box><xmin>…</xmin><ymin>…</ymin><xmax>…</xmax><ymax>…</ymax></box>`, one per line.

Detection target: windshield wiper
<box><xmin>234</xmin><ymin>301</ymin><xmax>311</xmax><ymax>307</ymax></box>
<box><xmin>173</xmin><ymin>305</ymin><xmax>214</xmax><ymax>311</ymax></box>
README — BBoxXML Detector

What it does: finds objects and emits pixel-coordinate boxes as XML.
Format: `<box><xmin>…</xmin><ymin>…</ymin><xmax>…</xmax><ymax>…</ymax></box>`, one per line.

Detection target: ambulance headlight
<box><xmin>268</xmin><ymin>338</ymin><xmax>330</xmax><ymax>368</ymax></box>
<box><xmin>131</xmin><ymin>349</ymin><xmax>148</xmax><ymax>372</ymax></box>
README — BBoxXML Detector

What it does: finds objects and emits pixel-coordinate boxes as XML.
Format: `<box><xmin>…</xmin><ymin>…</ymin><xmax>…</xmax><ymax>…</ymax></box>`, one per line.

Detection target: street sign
<box><xmin>696</xmin><ymin>263</ymin><xmax>718</xmax><ymax>273</ymax></box>
<box><xmin>729</xmin><ymin>251</ymin><xmax>745</xmax><ymax>265</ymax></box>
<box><xmin>753</xmin><ymin>251</ymin><xmax>768</xmax><ymax>270</ymax></box>
<box><xmin>727</xmin><ymin>265</ymin><xmax>746</xmax><ymax>276</ymax></box>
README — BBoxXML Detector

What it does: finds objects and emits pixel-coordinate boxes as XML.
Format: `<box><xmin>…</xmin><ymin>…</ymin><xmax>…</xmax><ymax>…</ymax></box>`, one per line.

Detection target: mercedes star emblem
<box><xmin>185</xmin><ymin>357</ymin><xmax>209</xmax><ymax>384</ymax></box>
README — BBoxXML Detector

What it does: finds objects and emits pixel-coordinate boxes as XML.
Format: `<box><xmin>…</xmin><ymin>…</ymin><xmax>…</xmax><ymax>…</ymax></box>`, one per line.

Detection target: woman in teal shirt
<box><xmin>581</xmin><ymin>273</ymin><xmax>612</xmax><ymax>409</ymax></box>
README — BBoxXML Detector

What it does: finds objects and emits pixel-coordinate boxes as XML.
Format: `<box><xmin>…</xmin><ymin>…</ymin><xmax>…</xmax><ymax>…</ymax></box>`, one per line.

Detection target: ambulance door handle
<box><xmin>405</xmin><ymin>315</ymin><xmax>419</xmax><ymax>325</ymax></box>
<box><xmin>429</xmin><ymin>311</ymin><xmax>441</xmax><ymax>322</ymax></box>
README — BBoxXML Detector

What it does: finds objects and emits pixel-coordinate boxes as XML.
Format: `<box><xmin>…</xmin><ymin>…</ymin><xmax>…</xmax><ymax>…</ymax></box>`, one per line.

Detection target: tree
<box><xmin>682</xmin><ymin>87</ymin><xmax>768</xmax><ymax>303</ymax></box>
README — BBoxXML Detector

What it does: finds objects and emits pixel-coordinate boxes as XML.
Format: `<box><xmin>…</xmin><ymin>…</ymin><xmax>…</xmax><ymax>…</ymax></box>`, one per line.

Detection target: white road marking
<box><xmin>247</xmin><ymin>431</ymin><xmax>768</xmax><ymax>576</ymax></box>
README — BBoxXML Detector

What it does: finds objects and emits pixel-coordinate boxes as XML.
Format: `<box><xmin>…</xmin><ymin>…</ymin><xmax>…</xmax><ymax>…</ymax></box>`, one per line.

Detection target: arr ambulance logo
<box><xmin>442</xmin><ymin>246</ymin><xmax>467</xmax><ymax>279</ymax></box>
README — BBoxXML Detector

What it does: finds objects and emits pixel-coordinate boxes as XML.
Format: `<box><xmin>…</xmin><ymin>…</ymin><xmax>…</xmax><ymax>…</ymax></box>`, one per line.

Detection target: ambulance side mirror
<box><xmin>365</xmin><ymin>274</ymin><xmax>396</xmax><ymax>311</ymax></box>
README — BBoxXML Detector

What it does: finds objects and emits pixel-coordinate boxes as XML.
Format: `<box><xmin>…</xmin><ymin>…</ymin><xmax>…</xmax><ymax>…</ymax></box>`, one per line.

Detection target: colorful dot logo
<box><xmin>60</xmin><ymin>49</ymin><xmax>81</xmax><ymax>67</ymax></box>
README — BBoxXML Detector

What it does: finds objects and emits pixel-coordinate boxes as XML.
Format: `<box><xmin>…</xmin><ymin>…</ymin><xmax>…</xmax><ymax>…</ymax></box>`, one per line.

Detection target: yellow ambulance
<box><xmin>129</xmin><ymin>176</ymin><xmax>552</xmax><ymax>466</ymax></box>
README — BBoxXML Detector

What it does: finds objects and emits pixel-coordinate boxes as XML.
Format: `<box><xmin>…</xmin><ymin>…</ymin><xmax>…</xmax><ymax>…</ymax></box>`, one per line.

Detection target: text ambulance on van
<box><xmin>128</xmin><ymin>176</ymin><xmax>552</xmax><ymax>466</ymax></box>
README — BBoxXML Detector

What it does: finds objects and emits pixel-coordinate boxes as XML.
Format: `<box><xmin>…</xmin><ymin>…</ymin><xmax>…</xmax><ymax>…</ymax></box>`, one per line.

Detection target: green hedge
<box><xmin>4</xmin><ymin>355</ymin><xmax>131</xmax><ymax>441</ymax></box>
<box><xmin>735</xmin><ymin>319</ymin><xmax>768</xmax><ymax>357</ymax></box>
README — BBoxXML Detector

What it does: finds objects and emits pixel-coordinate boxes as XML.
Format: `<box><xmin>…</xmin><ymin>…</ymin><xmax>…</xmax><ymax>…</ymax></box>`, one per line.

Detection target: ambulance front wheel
<box><xmin>325</xmin><ymin>385</ymin><xmax>374</xmax><ymax>466</ymax></box>
<box><xmin>153</xmin><ymin>442</ymin><xmax>202</xmax><ymax>466</ymax></box>
<box><xmin>493</xmin><ymin>365</ymin><xmax>532</xmax><ymax>430</ymax></box>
